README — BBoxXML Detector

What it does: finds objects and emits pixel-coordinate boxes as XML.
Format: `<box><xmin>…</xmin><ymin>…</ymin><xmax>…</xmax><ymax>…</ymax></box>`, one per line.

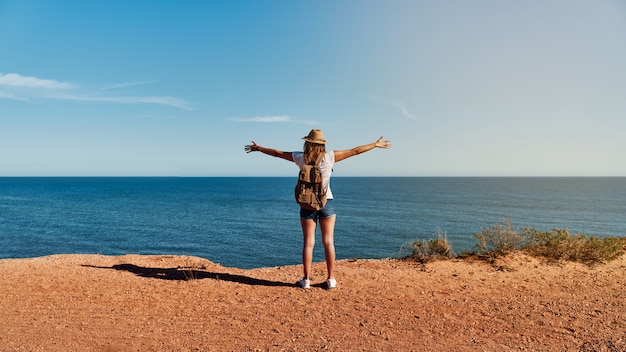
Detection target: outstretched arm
<box><xmin>334</xmin><ymin>137</ymin><xmax>392</xmax><ymax>162</ymax></box>
<box><xmin>244</xmin><ymin>141</ymin><xmax>294</xmax><ymax>162</ymax></box>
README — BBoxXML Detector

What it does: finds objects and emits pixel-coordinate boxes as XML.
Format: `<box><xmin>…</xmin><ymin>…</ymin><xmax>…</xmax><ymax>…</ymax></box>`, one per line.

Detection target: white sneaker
<box><xmin>299</xmin><ymin>278</ymin><xmax>311</xmax><ymax>289</ymax></box>
<box><xmin>326</xmin><ymin>278</ymin><xmax>336</xmax><ymax>289</ymax></box>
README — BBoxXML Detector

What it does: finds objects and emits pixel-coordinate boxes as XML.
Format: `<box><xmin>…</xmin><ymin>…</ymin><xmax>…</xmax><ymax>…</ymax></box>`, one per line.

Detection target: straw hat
<box><xmin>302</xmin><ymin>129</ymin><xmax>327</xmax><ymax>144</ymax></box>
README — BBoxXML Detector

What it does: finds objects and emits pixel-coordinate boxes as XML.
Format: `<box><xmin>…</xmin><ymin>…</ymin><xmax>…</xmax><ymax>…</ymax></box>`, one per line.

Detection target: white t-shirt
<box><xmin>292</xmin><ymin>151</ymin><xmax>335</xmax><ymax>200</ymax></box>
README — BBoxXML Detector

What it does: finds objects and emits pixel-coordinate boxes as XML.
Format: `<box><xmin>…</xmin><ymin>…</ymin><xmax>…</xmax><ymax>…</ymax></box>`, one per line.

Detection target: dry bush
<box><xmin>474</xmin><ymin>219</ymin><xmax>529</xmax><ymax>260</ymax></box>
<box><xmin>178</xmin><ymin>258</ymin><xmax>206</xmax><ymax>281</ymax></box>
<box><xmin>402</xmin><ymin>230</ymin><xmax>452</xmax><ymax>263</ymax></box>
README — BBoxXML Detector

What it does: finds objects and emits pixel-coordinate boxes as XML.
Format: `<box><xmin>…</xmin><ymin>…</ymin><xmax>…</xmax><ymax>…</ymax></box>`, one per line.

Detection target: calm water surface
<box><xmin>0</xmin><ymin>177</ymin><xmax>624</xmax><ymax>268</ymax></box>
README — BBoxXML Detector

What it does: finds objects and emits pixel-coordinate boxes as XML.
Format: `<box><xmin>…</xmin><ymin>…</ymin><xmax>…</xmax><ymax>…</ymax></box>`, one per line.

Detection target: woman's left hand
<box><xmin>375</xmin><ymin>137</ymin><xmax>392</xmax><ymax>149</ymax></box>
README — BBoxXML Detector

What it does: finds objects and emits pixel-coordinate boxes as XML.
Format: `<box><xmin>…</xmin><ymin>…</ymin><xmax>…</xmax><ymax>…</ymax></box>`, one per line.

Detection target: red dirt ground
<box><xmin>1</xmin><ymin>253</ymin><xmax>625</xmax><ymax>351</ymax></box>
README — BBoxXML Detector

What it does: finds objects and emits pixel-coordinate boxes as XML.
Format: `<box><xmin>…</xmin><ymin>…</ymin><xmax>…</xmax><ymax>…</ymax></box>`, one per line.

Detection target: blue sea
<box><xmin>1</xmin><ymin>177</ymin><xmax>624</xmax><ymax>269</ymax></box>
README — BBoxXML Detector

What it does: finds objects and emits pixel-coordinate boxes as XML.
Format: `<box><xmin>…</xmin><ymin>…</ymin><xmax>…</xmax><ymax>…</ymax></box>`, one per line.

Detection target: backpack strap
<box><xmin>313</xmin><ymin>152</ymin><xmax>325</xmax><ymax>166</ymax></box>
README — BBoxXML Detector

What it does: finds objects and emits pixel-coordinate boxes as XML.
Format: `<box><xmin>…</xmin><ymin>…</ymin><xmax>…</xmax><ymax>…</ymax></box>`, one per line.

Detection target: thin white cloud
<box><xmin>231</xmin><ymin>115</ymin><xmax>292</xmax><ymax>123</ymax></box>
<box><xmin>370</xmin><ymin>95</ymin><xmax>422</xmax><ymax>121</ymax></box>
<box><xmin>57</xmin><ymin>94</ymin><xmax>193</xmax><ymax>110</ymax></box>
<box><xmin>0</xmin><ymin>72</ymin><xmax>192</xmax><ymax>110</ymax></box>
<box><xmin>0</xmin><ymin>91</ymin><xmax>29</xmax><ymax>102</ymax></box>
<box><xmin>92</xmin><ymin>80</ymin><xmax>157</xmax><ymax>92</ymax></box>
<box><xmin>0</xmin><ymin>73</ymin><xmax>74</xmax><ymax>89</ymax></box>
<box><xmin>230</xmin><ymin>115</ymin><xmax>317</xmax><ymax>125</ymax></box>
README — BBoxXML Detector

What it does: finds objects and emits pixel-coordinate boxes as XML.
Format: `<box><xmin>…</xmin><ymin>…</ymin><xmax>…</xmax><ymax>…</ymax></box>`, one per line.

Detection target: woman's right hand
<box><xmin>244</xmin><ymin>141</ymin><xmax>259</xmax><ymax>153</ymax></box>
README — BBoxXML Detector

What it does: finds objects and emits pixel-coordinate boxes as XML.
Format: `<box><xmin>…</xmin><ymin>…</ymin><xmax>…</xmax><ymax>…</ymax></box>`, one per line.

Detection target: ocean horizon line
<box><xmin>1</xmin><ymin>175</ymin><xmax>625</xmax><ymax>179</ymax></box>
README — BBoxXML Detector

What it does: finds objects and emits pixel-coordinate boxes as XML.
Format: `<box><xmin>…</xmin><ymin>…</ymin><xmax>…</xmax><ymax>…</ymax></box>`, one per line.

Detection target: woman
<box><xmin>244</xmin><ymin>129</ymin><xmax>392</xmax><ymax>289</ymax></box>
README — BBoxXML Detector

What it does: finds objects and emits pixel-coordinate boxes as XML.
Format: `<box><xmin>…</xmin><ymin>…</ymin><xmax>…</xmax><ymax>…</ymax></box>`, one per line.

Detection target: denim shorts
<box><xmin>300</xmin><ymin>198</ymin><xmax>336</xmax><ymax>220</ymax></box>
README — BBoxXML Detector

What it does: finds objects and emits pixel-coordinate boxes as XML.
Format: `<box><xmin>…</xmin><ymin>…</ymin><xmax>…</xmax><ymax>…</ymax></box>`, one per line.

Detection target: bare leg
<box><xmin>319</xmin><ymin>215</ymin><xmax>336</xmax><ymax>280</ymax></box>
<box><xmin>300</xmin><ymin>218</ymin><xmax>316</xmax><ymax>279</ymax></box>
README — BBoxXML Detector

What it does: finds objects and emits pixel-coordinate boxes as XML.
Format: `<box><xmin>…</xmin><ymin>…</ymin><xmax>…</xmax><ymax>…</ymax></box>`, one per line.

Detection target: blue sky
<box><xmin>1</xmin><ymin>0</ymin><xmax>625</xmax><ymax>176</ymax></box>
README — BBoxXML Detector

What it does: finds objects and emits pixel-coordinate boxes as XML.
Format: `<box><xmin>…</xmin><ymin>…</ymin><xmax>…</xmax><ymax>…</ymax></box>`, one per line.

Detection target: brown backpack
<box><xmin>294</xmin><ymin>153</ymin><xmax>327</xmax><ymax>210</ymax></box>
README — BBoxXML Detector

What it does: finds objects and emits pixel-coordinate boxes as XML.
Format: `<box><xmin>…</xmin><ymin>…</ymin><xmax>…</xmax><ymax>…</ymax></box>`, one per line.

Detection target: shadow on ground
<box><xmin>83</xmin><ymin>264</ymin><xmax>295</xmax><ymax>287</ymax></box>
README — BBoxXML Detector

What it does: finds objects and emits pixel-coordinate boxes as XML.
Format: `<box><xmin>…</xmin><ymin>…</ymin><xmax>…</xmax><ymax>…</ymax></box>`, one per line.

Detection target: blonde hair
<box><xmin>304</xmin><ymin>141</ymin><xmax>326</xmax><ymax>164</ymax></box>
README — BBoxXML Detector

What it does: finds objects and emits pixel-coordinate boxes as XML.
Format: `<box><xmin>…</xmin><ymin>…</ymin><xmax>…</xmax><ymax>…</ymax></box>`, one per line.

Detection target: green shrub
<box><xmin>404</xmin><ymin>219</ymin><xmax>625</xmax><ymax>266</ymax></box>
<box><xmin>402</xmin><ymin>230</ymin><xmax>452</xmax><ymax>263</ymax></box>
<box><xmin>524</xmin><ymin>228</ymin><xmax>625</xmax><ymax>264</ymax></box>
